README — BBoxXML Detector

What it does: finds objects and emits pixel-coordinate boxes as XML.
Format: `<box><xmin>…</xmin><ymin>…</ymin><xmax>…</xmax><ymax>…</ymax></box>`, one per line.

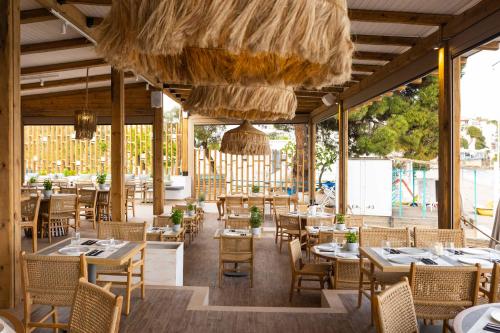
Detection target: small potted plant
<box><xmin>187</xmin><ymin>203</ymin><xmax>195</xmax><ymax>216</ymax></box>
<box><xmin>335</xmin><ymin>214</ymin><xmax>346</xmax><ymax>231</ymax></box>
<box><xmin>96</xmin><ymin>173</ymin><xmax>107</xmax><ymax>190</ymax></box>
<box><xmin>250</xmin><ymin>206</ymin><xmax>263</xmax><ymax>235</ymax></box>
<box><xmin>197</xmin><ymin>192</ymin><xmax>206</xmax><ymax>209</ymax></box>
<box><xmin>345</xmin><ymin>231</ymin><xmax>359</xmax><ymax>252</ymax></box>
<box><xmin>28</xmin><ymin>176</ymin><xmax>37</xmax><ymax>187</ymax></box>
<box><xmin>43</xmin><ymin>179</ymin><xmax>53</xmax><ymax>198</ymax></box>
<box><xmin>171</xmin><ymin>209</ymin><xmax>183</xmax><ymax>232</ymax></box>
<box><xmin>251</xmin><ymin>185</ymin><xmax>260</xmax><ymax>194</ymax></box>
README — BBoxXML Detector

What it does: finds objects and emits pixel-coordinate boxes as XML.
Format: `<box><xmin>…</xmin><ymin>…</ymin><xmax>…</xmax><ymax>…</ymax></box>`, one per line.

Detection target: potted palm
<box><xmin>96</xmin><ymin>173</ymin><xmax>107</xmax><ymax>190</ymax></box>
<box><xmin>187</xmin><ymin>203</ymin><xmax>195</xmax><ymax>216</ymax></box>
<box><xmin>251</xmin><ymin>185</ymin><xmax>260</xmax><ymax>194</ymax></box>
<box><xmin>345</xmin><ymin>231</ymin><xmax>359</xmax><ymax>252</ymax></box>
<box><xmin>335</xmin><ymin>213</ymin><xmax>346</xmax><ymax>231</ymax></box>
<box><xmin>171</xmin><ymin>209</ymin><xmax>183</xmax><ymax>232</ymax></box>
<box><xmin>197</xmin><ymin>192</ymin><xmax>206</xmax><ymax>209</ymax></box>
<box><xmin>43</xmin><ymin>179</ymin><xmax>53</xmax><ymax>198</ymax></box>
<box><xmin>250</xmin><ymin>206</ymin><xmax>263</xmax><ymax>235</ymax></box>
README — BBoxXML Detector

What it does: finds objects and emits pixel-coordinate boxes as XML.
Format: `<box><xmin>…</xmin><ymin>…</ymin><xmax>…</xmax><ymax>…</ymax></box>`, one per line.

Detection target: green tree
<box><xmin>316</xmin><ymin>145</ymin><xmax>337</xmax><ymax>187</ymax></box>
<box><xmin>466</xmin><ymin>126</ymin><xmax>486</xmax><ymax>149</ymax></box>
<box><xmin>460</xmin><ymin>138</ymin><xmax>469</xmax><ymax>149</ymax></box>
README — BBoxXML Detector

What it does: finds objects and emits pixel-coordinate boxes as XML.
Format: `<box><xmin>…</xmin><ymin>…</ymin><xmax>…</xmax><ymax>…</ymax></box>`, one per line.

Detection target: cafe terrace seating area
<box><xmin>1</xmin><ymin>0</ymin><xmax>500</xmax><ymax>333</ymax></box>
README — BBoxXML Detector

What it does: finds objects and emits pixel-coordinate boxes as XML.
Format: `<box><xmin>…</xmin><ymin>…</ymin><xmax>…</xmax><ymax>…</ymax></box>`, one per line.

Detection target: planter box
<box><xmin>145</xmin><ymin>242</ymin><xmax>184</xmax><ymax>286</ymax></box>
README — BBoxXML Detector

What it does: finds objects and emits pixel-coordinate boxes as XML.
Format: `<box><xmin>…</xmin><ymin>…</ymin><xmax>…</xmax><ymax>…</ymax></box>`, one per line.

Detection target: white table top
<box><xmin>454</xmin><ymin>303</ymin><xmax>500</xmax><ymax>333</ymax></box>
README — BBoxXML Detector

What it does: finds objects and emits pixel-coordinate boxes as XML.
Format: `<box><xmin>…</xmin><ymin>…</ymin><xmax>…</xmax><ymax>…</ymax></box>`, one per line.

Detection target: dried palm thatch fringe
<box><xmin>184</xmin><ymin>85</ymin><xmax>297</xmax><ymax>121</ymax></box>
<box><xmin>220</xmin><ymin>121</ymin><xmax>271</xmax><ymax>156</ymax></box>
<box><xmin>96</xmin><ymin>0</ymin><xmax>353</xmax><ymax>89</ymax></box>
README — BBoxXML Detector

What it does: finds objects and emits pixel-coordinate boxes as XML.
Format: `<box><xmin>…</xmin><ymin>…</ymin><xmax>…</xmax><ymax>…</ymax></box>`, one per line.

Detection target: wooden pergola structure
<box><xmin>1</xmin><ymin>0</ymin><xmax>499</xmax><ymax>308</ymax></box>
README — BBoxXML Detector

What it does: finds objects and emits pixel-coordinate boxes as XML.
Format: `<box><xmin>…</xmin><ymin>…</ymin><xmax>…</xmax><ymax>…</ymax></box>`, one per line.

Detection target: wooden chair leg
<box><xmin>32</xmin><ymin>227</ymin><xmax>37</xmax><ymax>253</ymax></box>
<box><xmin>442</xmin><ymin>320</ymin><xmax>448</xmax><ymax>333</ymax></box>
<box><xmin>357</xmin><ymin>270</ymin><xmax>364</xmax><ymax>308</ymax></box>
<box><xmin>289</xmin><ymin>275</ymin><xmax>295</xmax><ymax>302</ymax></box>
<box><xmin>219</xmin><ymin>263</ymin><xmax>223</xmax><ymax>288</ymax></box>
<box><xmin>125</xmin><ymin>271</ymin><xmax>132</xmax><ymax>316</ymax></box>
<box><xmin>298</xmin><ymin>277</ymin><xmax>302</xmax><ymax>294</ymax></box>
<box><xmin>51</xmin><ymin>306</ymin><xmax>58</xmax><ymax>333</ymax></box>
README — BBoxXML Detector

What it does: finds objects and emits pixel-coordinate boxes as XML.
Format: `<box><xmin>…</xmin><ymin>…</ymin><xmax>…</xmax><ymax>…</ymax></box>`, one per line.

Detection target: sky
<box><xmin>461</xmin><ymin>47</ymin><xmax>500</xmax><ymax>120</ymax></box>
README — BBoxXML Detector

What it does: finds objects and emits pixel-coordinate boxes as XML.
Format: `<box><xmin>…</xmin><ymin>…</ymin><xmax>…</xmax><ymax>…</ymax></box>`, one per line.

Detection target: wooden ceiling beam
<box><xmin>349</xmin><ymin>9</ymin><xmax>453</xmax><ymax>26</ymax></box>
<box><xmin>354</xmin><ymin>51</ymin><xmax>397</xmax><ymax>61</ymax></box>
<box><xmin>21</xmin><ymin>37</ymin><xmax>91</xmax><ymax>55</ymax></box>
<box><xmin>21</xmin><ymin>72</ymin><xmax>135</xmax><ymax>90</ymax></box>
<box><xmin>21</xmin><ymin>58</ymin><xmax>107</xmax><ymax>76</ymax></box>
<box><xmin>20</xmin><ymin>8</ymin><xmax>56</xmax><ymax>24</ymax></box>
<box><xmin>61</xmin><ymin>0</ymin><xmax>111</xmax><ymax>5</ymax></box>
<box><xmin>352</xmin><ymin>63</ymin><xmax>381</xmax><ymax>72</ymax></box>
<box><xmin>353</xmin><ymin>34</ymin><xmax>419</xmax><ymax>46</ymax></box>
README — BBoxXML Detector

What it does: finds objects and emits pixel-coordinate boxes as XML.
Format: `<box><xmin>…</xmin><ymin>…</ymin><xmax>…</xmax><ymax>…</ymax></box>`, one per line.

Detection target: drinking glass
<box><xmin>446</xmin><ymin>242</ymin><xmax>455</xmax><ymax>256</ymax></box>
<box><xmin>330</xmin><ymin>240</ymin><xmax>338</xmax><ymax>255</ymax></box>
<box><xmin>70</xmin><ymin>230</ymin><xmax>80</xmax><ymax>246</ymax></box>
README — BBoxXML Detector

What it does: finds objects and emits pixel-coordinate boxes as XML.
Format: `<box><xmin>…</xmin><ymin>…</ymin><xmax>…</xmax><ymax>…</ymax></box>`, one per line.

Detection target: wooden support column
<box><xmin>181</xmin><ymin>117</ymin><xmax>189</xmax><ymax>175</ymax></box>
<box><xmin>153</xmin><ymin>98</ymin><xmax>164</xmax><ymax>215</ymax></box>
<box><xmin>437</xmin><ymin>42</ymin><xmax>461</xmax><ymax>229</ymax></box>
<box><xmin>0</xmin><ymin>0</ymin><xmax>22</xmax><ymax>308</ymax></box>
<box><xmin>308</xmin><ymin>120</ymin><xmax>317</xmax><ymax>203</ymax></box>
<box><xmin>338</xmin><ymin>101</ymin><xmax>348</xmax><ymax>214</ymax></box>
<box><xmin>187</xmin><ymin>119</ymin><xmax>195</xmax><ymax>196</ymax></box>
<box><xmin>111</xmin><ymin>68</ymin><xmax>125</xmax><ymax>222</ymax></box>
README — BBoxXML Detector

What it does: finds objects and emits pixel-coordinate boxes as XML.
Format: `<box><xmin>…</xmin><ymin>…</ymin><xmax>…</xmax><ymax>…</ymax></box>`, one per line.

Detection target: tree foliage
<box><xmin>466</xmin><ymin>126</ymin><xmax>486</xmax><ymax>149</ymax></box>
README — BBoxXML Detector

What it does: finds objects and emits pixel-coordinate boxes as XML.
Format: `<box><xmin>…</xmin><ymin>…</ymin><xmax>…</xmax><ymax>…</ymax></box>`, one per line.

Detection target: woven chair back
<box><xmin>247</xmin><ymin>195</ymin><xmax>265</xmax><ymax>212</ymax></box>
<box><xmin>49</xmin><ymin>194</ymin><xmax>77</xmax><ymax>219</ymax></box>
<box><xmin>79</xmin><ymin>189</ymin><xmax>97</xmax><ymax>207</ymax></box>
<box><xmin>318</xmin><ymin>231</ymin><xmax>346</xmax><ymax>244</ymax></box>
<box><xmin>409</xmin><ymin>262</ymin><xmax>480</xmax><ymax>308</ymax></box>
<box><xmin>225</xmin><ymin>217</ymin><xmax>250</xmax><ymax>230</ymax></box>
<box><xmin>359</xmin><ymin>227</ymin><xmax>411</xmax><ymax>247</ymax></box>
<box><xmin>227</xmin><ymin>206</ymin><xmax>249</xmax><ymax>216</ymax></box>
<box><xmin>154</xmin><ymin>215</ymin><xmax>176</xmax><ymax>228</ymax></box>
<box><xmin>288</xmin><ymin>239</ymin><xmax>303</xmax><ymax>274</ymax></box>
<box><xmin>97</xmin><ymin>190</ymin><xmax>111</xmax><ymax>205</ymax></box>
<box><xmin>76</xmin><ymin>181</ymin><xmax>94</xmax><ymax>189</ymax></box>
<box><xmin>21</xmin><ymin>252</ymin><xmax>87</xmax><ymax>307</ymax></box>
<box><xmin>374</xmin><ymin>280</ymin><xmax>418</xmax><ymax>333</ymax></box>
<box><xmin>345</xmin><ymin>215</ymin><xmax>364</xmax><ymax>228</ymax></box>
<box><xmin>59</xmin><ymin>187</ymin><xmax>78</xmax><ymax>195</ymax></box>
<box><xmin>280</xmin><ymin>214</ymin><xmax>302</xmax><ymax>232</ymax></box>
<box><xmin>126</xmin><ymin>184</ymin><xmax>136</xmax><ymax>200</ymax></box>
<box><xmin>413</xmin><ymin>228</ymin><xmax>465</xmax><ymax>248</ymax></box>
<box><xmin>307</xmin><ymin>216</ymin><xmax>334</xmax><ymax>226</ymax></box>
<box><xmin>220</xmin><ymin>236</ymin><xmax>253</xmax><ymax>256</ymax></box>
<box><xmin>98</xmin><ymin>221</ymin><xmax>147</xmax><ymax>241</ymax></box>
<box><xmin>273</xmin><ymin>195</ymin><xmax>290</xmax><ymax>208</ymax></box>
<box><xmin>21</xmin><ymin>196</ymin><xmax>41</xmax><ymax>222</ymax></box>
<box><xmin>69</xmin><ymin>278</ymin><xmax>123</xmax><ymax>333</ymax></box>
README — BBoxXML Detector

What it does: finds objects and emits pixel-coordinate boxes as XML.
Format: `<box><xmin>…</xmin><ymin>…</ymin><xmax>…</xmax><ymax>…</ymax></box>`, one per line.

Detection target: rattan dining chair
<box><xmin>479</xmin><ymin>262</ymin><xmax>500</xmax><ymax>303</ymax></box>
<box><xmin>42</xmin><ymin>194</ymin><xmax>79</xmax><ymax>244</ymax></box>
<box><xmin>306</xmin><ymin>216</ymin><xmax>334</xmax><ymax>226</ymax></box>
<box><xmin>97</xmin><ymin>190</ymin><xmax>111</xmax><ymax>221</ymax></box>
<box><xmin>413</xmin><ymin>227</ymin><xmax>466</xmax><ymax>248</ymax></box>
<box><xmin>219</xmin><ymin>235</ymin><xmax>254</xmax><ymax>287</ymax></box>
<box><xmin>225</xmin><ymin>216</ymin><xmax>250</xmax><ymax>230</ymax></box>
<box><xmin>288</xmin><ymin>239</ymin><xmax>331</xmax><ymax>301</ymax></box>
<box><xmin>79</xmin><ymin>189</ymin><xmax>98</xmax><ymax>229</ymax></box>
<box><xmin>96</xmin><ymin>221</ymin><xmax>147</xmax><ymax>315</ymax></box>
<box><xmin>174</xmin><ymin>204</ymin><xmax>199</xmax><ymax>241</ymax></box>
<box><xmin>125</xmin><ymin>184</ymin><xmax>136</xmax><ymax>221</ymax></box>
<box><xmin>357</xmin><ymin>227</ymin><xmax>412</xmax><ymax>324</ymax></box>
<box><xmin>59</xmin><ymin>186</ymin><xmax>78</xmax><ymax>195</ymax></box>
<box><xmin>21</xmin><ymin>195</ymin><xmax>41</xmax><ymax>253</ymax></box>
<box><xmin>374</xmin><ymin>279</ymin><xmax>419</xmax><ymax>333</ymax></box>
<box><xmin>68</xmin><ymin>278</ymin><xmax>123</xmax><ymax>333</ymax></box>
<box><xmin>345</xmin><ymin>215</ymin><xmax>364</xmax><ymax>228</ymax></box>
<box><xmin>0</xmin><ymin>310</ymin><xmax>25</xmax><ymax>333</ymax></box>
<box><xmin>273</xmin><ymin>205</ymin><xmax>289</xmax><ymax>244</ymax></box>
<box><xmin>247</xmin><ymin>195</ymin><xmax>265</xmax><ymax>215</ymax></box>
<box><xmin>279</xmin><ymin>214</ymin><xmax>307</xmax><ymax>253</ymax></box>
<box><xmin>20</xmin><ymin>251</ymin><xmax>88</xmax><ymax>332</ymax></box>
<box><xmin>409</xmin><ymin>262</ymin><xmax>481</xmax><ymax>333</ymax></box>
<box><xmin>226</xmin><ymin>195</ymin><xmax>244</xmax><ymax>215</ymax></box>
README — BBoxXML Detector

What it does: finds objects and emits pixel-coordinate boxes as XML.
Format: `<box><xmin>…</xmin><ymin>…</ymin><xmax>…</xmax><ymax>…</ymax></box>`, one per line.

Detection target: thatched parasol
<box><xmin>184</xmin><ymin>85</ymin><xmax>297</xmax><ymax>121</ymax></box>
<box><xmin>96</xmin><ymin>0</ymin><xmax>353</xmax><ymax>89</ymax></box>
<box><xmin>220</xmin><ymin>121</ymin><xmax>271</xmax><ymax>155</ymax></box>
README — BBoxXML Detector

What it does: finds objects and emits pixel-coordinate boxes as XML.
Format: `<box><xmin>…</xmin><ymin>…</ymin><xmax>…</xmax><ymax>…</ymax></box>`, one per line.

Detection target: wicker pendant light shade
<box><xmin>220</xmin><ymin>121</ymin><xmax>271</xmax><ymax>156</ymax></box>
<box><xmin>74</xmin><ymin>68</ymin><xmax>96</xmax><ymax>140</ymax></box>
<box><xmin>184</xmin><ymin>85</ymin><xmax>297</xmax><ymax>121</ymax></box>
<box><xmin>96</xmin><ymin>0</ymin><xmax>353</xmax><ymax>89</ymax></box>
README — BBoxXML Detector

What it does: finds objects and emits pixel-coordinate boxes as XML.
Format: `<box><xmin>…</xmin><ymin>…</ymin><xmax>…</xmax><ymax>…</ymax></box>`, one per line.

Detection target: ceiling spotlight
<box><xmin>321</xmin><ymin>93</ymin><xmax>336</xmax><ymax>107</ymax></box>
<box><xmin>146</xmin><ymin>83</ymin><xmax>150</xmax><ymax>91</ymax></box>
<box><xmin>40</xmin><ymin>79</ymin><xmax>44</xmax><ymax>87</ymax></box>
<box><xmin>61</xmin><ymin>22</ymin><xmax>67</xmax><ymax>35</ymax></box>
<box><xmin>135</xmin><ymin>75</ymin><xmax>139</xmax><ymax>82</ymax></box>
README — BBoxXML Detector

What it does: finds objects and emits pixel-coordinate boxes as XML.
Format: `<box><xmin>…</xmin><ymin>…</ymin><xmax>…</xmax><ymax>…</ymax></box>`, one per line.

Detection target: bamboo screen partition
<box><xmin>24</xmin><ymin>123</ymin><xmax>182</xmax><ymax>176</ymax></box>
<box><xmin>194</xmin><ymin>148</ymin><xmax>308</xmax><ymax>202</ymax></box>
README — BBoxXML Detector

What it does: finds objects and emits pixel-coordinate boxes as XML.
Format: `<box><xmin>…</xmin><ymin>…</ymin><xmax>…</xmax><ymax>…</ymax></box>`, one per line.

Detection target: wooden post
<box><xmin>452</xmin><ymin>57</ymin><xmax>462</xmax><ymax>229</ymax></box>
<box><xmin>0</xmin><ymin>0</ymin><xmax>21</xmax><ymax>308</ymax></box>
<box><xmin>187</xmin><ymin>119</ymin><xmax>195</xmax><ymax>196</ymax></box>
<box><xmin>338</xmin><ymin>101</ymin><xmax>348</xmax><ymax>214</ymax></box>
<box><xmin>153</xmin><ymin>100</ymin><xmax>164</xmax><ymax>215</ymax></box>
<box><xmin>308</xmin><ymin>120</ymin><xmax>317</xmax><ymax>203</ymax></box>
<box><xmin>437</xmin><ymin>42</ymin><xmax>460</xmax><ymax>229</ymax></box>
<box><xmin>181</xmin><ymin>117</ymin><xmax>189</xmax><ymax>175</ymax></box>
<box><xmin>111</xmin><ymin>68</ymin><xmax>125</xmax><ymax>222</ymax></box>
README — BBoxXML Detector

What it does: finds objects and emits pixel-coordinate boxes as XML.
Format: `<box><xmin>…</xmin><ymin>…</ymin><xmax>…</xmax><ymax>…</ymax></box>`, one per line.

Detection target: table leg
<box><xmin>88</xmin><ymin>263</ymin><xmax>97</xmax><ymax>284</ymax></box>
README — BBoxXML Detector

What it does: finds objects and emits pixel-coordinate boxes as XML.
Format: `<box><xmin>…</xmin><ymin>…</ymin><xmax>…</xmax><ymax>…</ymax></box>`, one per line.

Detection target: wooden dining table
<box><xmin>453</xmin><ymin>303</ymin><xmax>500</xmax><ymax>333</ymax></box>
<box><xmin>217</xmin><ymin>194</ymin><xmax>297</xmax><ymax>218</ymax></box>
<box><xmin>311</xmin><ymin>243</ymin><xmax>359</xmax><ymax>261</ymax></box>
<box><xmin>36</xmin><ymin>238</ymin><xmax>146</xmax><ymax>283</ymax></box>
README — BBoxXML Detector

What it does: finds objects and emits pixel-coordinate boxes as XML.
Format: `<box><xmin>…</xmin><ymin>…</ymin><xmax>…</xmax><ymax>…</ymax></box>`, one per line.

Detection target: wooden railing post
<box><xmin>153</xmin><ymin>95</ymin><xmax>164</xmax><ymax>215</ymax></box>
<box><xmin>0</xmin><ymin>0</ymin><xmax>22</xmax><ymax>308</ymax></box>
<box><xmin>338</xmin><ymin>101</ymin><xmax>348</xmax><ymax>214</ymax></box>
<box><xmin>111</xmin><ymin>68</ymin><xmax>125</xmax><ymax>222</ymax></box>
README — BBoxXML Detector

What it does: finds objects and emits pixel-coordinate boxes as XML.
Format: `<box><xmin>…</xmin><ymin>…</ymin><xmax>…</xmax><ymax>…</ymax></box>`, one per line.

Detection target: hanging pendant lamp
<box><xmin>74</xmin><ymin>68</ymin><xmax>97</xmax><ymax>140</ymax></box>
<box><xmin>220</xmin><ymin>121</ymin><xmax>270</xmax><ymax>156</ymax></box>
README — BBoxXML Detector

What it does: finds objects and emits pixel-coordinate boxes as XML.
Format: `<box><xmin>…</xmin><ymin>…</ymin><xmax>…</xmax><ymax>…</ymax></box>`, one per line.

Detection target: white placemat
<box><xmin>466</xmin><ymin>308</ymin><xmax>498</xmax><ymax>333</ymax></box>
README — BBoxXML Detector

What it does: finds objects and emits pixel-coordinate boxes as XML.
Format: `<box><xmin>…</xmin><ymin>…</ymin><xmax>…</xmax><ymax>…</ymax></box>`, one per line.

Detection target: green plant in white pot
<box><xmin>345</xmin><ymin>231</ymin><xmax>359</xmax><ymax>252</ymax></box>
<box><xmin>96</xmin><ymin>173</ymin><xmax>107</xmax><ymax>190</ymax></box>
<box><xmin>250</xmin><ymin>206</ymin><xmax>262</xmax><ymax>235</ymax></box>
<box><xmin>171</xmin><ymin>209</ymin><xmax>183</xmax><ymax>232</ymax></box>
<box><xmin>251</xmin><ymin>185</ymin><xmax>260</xmax><ymax>194</ymax></box>
<box><xmin>335</xmin><ymin>214</ymin><xmax>346</xmax><ymax>231</ymax></box>
<box><xmin>43</xmin><ymin>179</ymin><xmax>53</xmax><ymax>198</ymax></box>
<box><xmin>198</xmin><ymin>192</ymin><xmax>206</xmax><ymax>209</ymax></box>
<box><xmin>187</xmin><ymin>203</ymin><xmax>195</xmax><ymax>216</ymax></box>
<box><xmin>28</xmin><ymin>176</ymin><xmax>37</xmax><ymax>186</ymax></box>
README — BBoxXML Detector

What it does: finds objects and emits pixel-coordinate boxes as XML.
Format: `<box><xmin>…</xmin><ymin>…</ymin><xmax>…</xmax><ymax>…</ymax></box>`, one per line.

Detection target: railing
<box><xmin>194</xmin><ymin>148</ymin><xmax>308</xmax><ymax>201</ymax></box>
<box><xmin>460</xmin><ymin>216</ymin><xmax>499</xmax><ymax>245</ymax></box>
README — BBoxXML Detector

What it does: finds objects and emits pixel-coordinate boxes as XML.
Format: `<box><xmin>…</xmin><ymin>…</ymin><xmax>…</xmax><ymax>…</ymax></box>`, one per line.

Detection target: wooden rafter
<box><xmin>349</xmin><ymin>9</ymin><xmax>453</xmax><ymax>26</ymax></box>
<box><xmin>353</xmin><ymin>34</ymin><xmax>418</xmax><ymax>46</ymax></box>
<box><xmin>20</xmin><ymin>8</ymin><xmax>55</xmax><ymax>24</ymax></box>
<box><xmin>21</xmin><ymin>37</ymin><xmax>90</xmax><ymax>54</ymax></box>
<box><xmin>21</xmin><ymin>72</ymin><xmax>136</xmax><ymax>90</ymax></box>
<box><xmin>21</xmin><ymin>58</ymin><xmax>107</xmax><ymax>76</ymax></box>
